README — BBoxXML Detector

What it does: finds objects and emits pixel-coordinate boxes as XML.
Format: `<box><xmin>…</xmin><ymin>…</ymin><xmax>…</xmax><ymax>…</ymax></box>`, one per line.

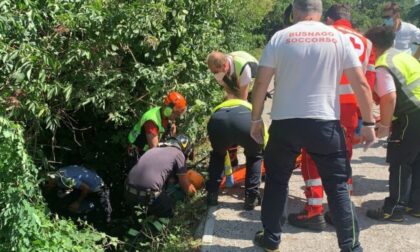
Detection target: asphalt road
<box><xmin>199</xmin><ymin>86</ymin><xmax>420</xmax><ymax>252</ymax></box>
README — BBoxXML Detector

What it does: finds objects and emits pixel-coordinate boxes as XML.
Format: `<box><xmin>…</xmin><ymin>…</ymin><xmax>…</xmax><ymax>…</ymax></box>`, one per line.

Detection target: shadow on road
<box><xmin>351</xmin><ymin>156</ymin><xmax>387</xmax><ymax>165</ymax></box>
<box><xmin>352</xmin><ymin>175</ymin><xmax>388</xmax><ymax>196</ymax></box>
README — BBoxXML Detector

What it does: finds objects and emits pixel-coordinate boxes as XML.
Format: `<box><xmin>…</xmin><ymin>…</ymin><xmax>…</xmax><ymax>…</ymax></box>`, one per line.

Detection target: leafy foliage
<box><xmin>123</xmin><ymin>192</ymin><xmax>207</xmax><ymax>251</ymax></box>
<box><xmin>0</xmin><ymin>0</ymin><xmax>273</xmax><ymax>250</ymax></box>
<box><xmin>407</xmin><ymin>3</ymin><xmax>420</xmax><ymax>25</ymax></box>
<box><xmin>0</xmin><ymin>117</ymin><xmax>115</xmax><ymax>251</ymax></box>
<box><xmin>0</xmin><ymin>0</ymin><xmax>273</xmax><ymax>171</ymax></box>
<box><xmin>258</xmin><ymin>0</ymin><xmax>417</xmax><ymax>40</ymax></box>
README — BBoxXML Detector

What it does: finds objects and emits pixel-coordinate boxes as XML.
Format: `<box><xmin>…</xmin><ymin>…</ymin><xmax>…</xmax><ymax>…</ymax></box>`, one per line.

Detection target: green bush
<box><xmin>0</xmin><ymin>0</ymin><xmax>274</xmax><ymax>250</ymax></box>
<box><xmin>0</xmin><ymin>117</ymin><xmax>116</xmax><ymax>251</ymax></box>
<box><xmin>0</xmin><ymin>0</ymin><xmax>271</xmax><ymax>171</ymax></box>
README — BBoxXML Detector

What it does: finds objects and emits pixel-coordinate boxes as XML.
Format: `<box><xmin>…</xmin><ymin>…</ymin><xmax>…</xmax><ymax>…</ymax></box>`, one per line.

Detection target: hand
<box><xmin>170</xmin><ymin>123</ymin><xmax>176</xmax><ymax>136</ymax></box>
<box><xmin>250</xmin><ymin>120</ymin><xmax>264</xmax><ymax>144</ymax></box>
<box><xmin>360</xmin><ymin>126</ymin><xmax>376</xmax><ymax>151</ymax></box>
<box><xmin>188</xmin><ymin>184</ymin><xmax>197</xmax><ymax>195</ymax></box>
<box><xmin>376</xmin><ymin>124</ymin><xmax>390</xmax><ymax>138</ymax></box>
<box><xmin>68</xmin><ymin>201</ymin><xmax>80</xmax><ymax>213</ymax></box>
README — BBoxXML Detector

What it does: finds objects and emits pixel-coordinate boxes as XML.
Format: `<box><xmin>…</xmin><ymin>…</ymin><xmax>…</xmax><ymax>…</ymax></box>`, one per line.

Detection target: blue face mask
<box><xmin>383</xmin><ymin>18</ymin><xmax>394</xmax><ymax>27</ymax></box>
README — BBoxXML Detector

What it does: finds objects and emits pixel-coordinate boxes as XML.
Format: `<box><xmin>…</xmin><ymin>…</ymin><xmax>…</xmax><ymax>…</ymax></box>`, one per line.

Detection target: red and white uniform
<box><xmin>301</xmin><ymin>19</ymin><xmax>376</xmax><ymax>216</ymax></box>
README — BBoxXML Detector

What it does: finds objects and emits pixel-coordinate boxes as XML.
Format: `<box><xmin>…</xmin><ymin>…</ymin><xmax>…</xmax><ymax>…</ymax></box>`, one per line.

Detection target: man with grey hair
<box><xmin>251</xmin><ymin>0</ymin><xmax>375</xmax><ymax>251</ymax></box>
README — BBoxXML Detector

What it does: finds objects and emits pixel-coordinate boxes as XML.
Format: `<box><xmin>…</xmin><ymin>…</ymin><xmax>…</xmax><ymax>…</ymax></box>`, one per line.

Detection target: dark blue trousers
<box><xmin>385</xmin><ymin>111</ymin><xmax>420</xmax><ymax>213</ymax></box>
<box><xmin>206</xmin><ymin>106</ymin><xmax>263</xmax><ymax>197</ymax></box>
<box><xmin>261</xmin><ymin>119</ymin><xmax>361</xmax><ymax>252</ymax></box>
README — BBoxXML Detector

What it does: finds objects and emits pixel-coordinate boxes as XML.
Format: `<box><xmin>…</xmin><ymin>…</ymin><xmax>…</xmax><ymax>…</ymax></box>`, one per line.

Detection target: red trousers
<box><xmin>301</xmin><ymin>103</ymin><xmax>357</xmax><ymax>216</ymax></box>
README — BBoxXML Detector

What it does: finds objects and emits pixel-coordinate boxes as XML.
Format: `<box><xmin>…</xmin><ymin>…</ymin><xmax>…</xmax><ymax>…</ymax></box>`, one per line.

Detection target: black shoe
<box><xmin>405</xmin><ymin>207</ymin><xmax>420</xmax><ymax>218</ymax></box>
<box><xmin>324</xmin><ymin>211</ymin><xmax>334</xmax><ymax>226</ymax></box>
<box><xmin>366</xmin><ymin>207</ymin><xmax>403</xmax><ymax>222</ymax></box>
<box><xmin>207</xmin><ymin>192</ymin><xmax>218</xmax><ymax>206</ymax></box>
<box><xmin>288</xmin><ymin>211</ymin><xmax>326</xmax><ymax>231</ymax></box>
<box><xmin>244</xmin><ymin>194</ymin><xmax>261</xmax><ymax>211</ymax></box>
<box><xmin>254</xmin><ymin>230</ymin><xmax>280</xmax><ymax>252</ymax></box>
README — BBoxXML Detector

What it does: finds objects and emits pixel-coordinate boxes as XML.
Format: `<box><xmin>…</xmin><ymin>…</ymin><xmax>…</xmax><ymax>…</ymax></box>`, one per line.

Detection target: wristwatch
<box><xmin>362</xmin><ymin>121</ymin><xmax>375</xmax><ymax>127</ymax></box>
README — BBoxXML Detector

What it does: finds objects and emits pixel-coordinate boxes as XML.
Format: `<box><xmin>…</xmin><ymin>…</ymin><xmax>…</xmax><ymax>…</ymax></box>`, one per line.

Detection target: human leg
<box><xmin>288</xmin><ymin>148</ymin><xmax>326</xmax><ymax>231</ymax></box>
<box><xmin>307</xmin><ymin>120</ymin><xmax>361</xmax><ymax>252</ymax></box>
<box><xmin>258</xmin><ymin>120</ymin><xmax>301</xmax><ymax>250</ymax></box>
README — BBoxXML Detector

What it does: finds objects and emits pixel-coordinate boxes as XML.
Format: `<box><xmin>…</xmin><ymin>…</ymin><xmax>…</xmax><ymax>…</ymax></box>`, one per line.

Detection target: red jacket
<box><xmin>333</xmin><ymin>19</ymin><xmax>376</xmax><ymax>104</ymax></box>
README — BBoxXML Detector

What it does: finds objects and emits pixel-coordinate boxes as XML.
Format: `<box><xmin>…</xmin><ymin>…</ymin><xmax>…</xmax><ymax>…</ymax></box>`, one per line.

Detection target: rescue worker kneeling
<box><xmin>206</xmin><ymin>99</ymin><xmax>266</xmax><ymax>210</ymax></box>
<box><xmin>124</xmin><ymin>134</ymin><xmax>202</xmax><ymax>217</ymax></box>
<box><xmin>44</xmin><ymin>165</ymin><xmax>112</xmax><ymax>226</ymax></box>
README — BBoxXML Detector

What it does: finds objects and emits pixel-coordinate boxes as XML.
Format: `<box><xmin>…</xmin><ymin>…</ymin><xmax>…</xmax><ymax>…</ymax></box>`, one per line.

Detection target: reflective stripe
<box><xmin>385</xmin><ymin>50</ymin><xmax>420</xmax><ymax>108</ymax></box>
<box><xmin>308</xmin><ymin>198</ymin><xmax>323</xmax><ymax>206</ymax></box>
<box><xmin>339</xmin><ymin>84</ymin><xmax>354</xmax><ymax>95</ymax></box>
<box><xmin>347</xmin><ymin>183</ymin><xmax>357</xmax><ymax>248</ymax></box>
<box><xmin>404</xmin><ymin>79</ymin><xmax>420</xmax><ymax>107</ymax></box>
<box><xmin>305</xmin><ymin>178</ymin><xmax>322</xmax><ymax>187</ymax></box>
<box><xmin>212</xmin><ymin>99</ymin><xmax>252</xmax><ymax>113</ymax></box>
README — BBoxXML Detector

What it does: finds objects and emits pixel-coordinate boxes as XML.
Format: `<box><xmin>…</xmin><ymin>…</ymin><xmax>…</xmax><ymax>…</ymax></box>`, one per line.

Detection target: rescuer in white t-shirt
<box><xmin>250</xmin><ymin>0</ymin><xmax>376</xmax><ymax>251</ymax></box>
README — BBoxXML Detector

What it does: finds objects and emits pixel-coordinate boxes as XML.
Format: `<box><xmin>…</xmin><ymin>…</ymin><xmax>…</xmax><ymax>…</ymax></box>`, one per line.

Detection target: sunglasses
<box><xmin>382</xmin><ymin>15</ymin><xmax>393</xmax><ymax>19</ymax></box>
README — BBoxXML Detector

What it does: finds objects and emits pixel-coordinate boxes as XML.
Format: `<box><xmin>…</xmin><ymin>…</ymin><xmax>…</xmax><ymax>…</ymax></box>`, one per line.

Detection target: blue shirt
<box><xmin>57</xmin><ymin>166</ymin><xmax>104</xmax><ymax>192</ymax></box>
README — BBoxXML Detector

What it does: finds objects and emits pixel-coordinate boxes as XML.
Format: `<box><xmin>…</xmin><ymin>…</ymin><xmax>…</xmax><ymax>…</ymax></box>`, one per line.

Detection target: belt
<box><xmin>125</xmin><ymin>184</ymin><xmax>161</xmax><ymax>198</ymax></box>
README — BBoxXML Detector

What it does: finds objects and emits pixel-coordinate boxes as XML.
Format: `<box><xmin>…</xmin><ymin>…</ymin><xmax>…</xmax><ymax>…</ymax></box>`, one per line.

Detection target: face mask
<box><xmin>383</xmin><ymin>18</ymin><xmax>394</xmax><ymax>27</ymax></box>
<box><xmin>214</xmin><ymin>72</ymin><xmax>225</xmax><ymax>84</ymax></box>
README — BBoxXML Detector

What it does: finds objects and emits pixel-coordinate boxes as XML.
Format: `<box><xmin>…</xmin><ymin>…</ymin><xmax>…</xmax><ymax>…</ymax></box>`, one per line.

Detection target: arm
<box><xmin>169</xmin><ymin>123</ymin><xmax>176</xmax><ymax>136</ymax></box>
<box><xmin>68</xmin><ymin>182</ymin><xmax>91</xmax><ymax>212</ymax></box>
<box><xmin>414</xmin><ymin>46</ymin><xmax>420</xmax><ymax>60</ymax></box>
<box><xmin>250</xmin><ymin>66</ymin><xmax>274</xmax><ymax>144</ymax></box>
<box><xmin>379</xmin><ymin>91</ymin><xmax>396</xmax><ymax>126</ymax></box>
<box><xmin>238</xmin><ymin>65</ymin><xmax>252</xmax><ymax>100</ymax></box>
<box><xmin>239</xmin><ymin>84</ymin><xmax>249</xmax><ymax>100</ymax></box>
<box><xmin>344</xmin><ymin>67</ymin><xmax>376</xmax><ymax>149</ymax></box>
<box><xmin>376</xmin><ymin>92</ymin><xmax>396</xmax><ymax>138</ymax></box>
<box><xmin>374</xmin><ymin>67</ymin><xmax>397</xmax><ymax>136</ymax></box>
<box><xmin>177</xmin><ymin>174</ymin><xmax>196</xmax><ymax>196</ymax></box>
<box><xmin>146</xmin><ymin>134</ymin><xmax>159</xmax><ymax>148</ymax></box>
<box><xmin>344</xmin><ymin>67</ymin><xmax>375</xmax><ymax>123</ymax></box>
<box><xmin>143</xmin><ymin>121</ymin><xmax>160</xmax><ymax>149</ymax></box>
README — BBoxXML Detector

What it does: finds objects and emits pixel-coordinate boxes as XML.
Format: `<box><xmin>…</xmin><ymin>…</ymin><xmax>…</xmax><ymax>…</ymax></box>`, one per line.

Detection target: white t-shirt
<box><xmin>227</xmin><ymin>57</ymin><xmax>252</xmax><ymax>87</ymax></box>
<box><xmin>375</xmin><ymin>67</ymin><xmax>396</xmax><ymax>97</ymax></box>
<box><xmin>394</xmin><ymin>21</ymin><xmax>420</xmax><ymax>54</ymax></box>
<box><xmin>260</xmin><ymin>21</ymin><xmax>361</xmax><ymax>120</ymax></box>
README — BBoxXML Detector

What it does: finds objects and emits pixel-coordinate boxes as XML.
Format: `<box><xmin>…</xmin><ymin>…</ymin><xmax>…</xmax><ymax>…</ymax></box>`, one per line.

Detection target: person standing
<box><xmin>288</xmin><ymin>3</ymin><xmax>376</xmax><ymax>231</ymax></box>
<box><xmin>250</xmin><ymin>0</ymin><xmax>376</xmax><ymax>251</ymax></box>
<box><xmin>365</xmin><ymin>26</ymin><xmax>420</xmax><ymax>222</ymax></box>
<box><xmin>382</xmin><ymin>2</ymin><xmax>420</xmax><ymax>59</ymax></box>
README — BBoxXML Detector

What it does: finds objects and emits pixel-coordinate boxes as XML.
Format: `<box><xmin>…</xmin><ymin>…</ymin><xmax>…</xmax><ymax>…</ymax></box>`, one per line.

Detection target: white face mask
<box><xmin>214</xmin><ymin>72</ymin><xmax>225</xmax><ymax>84</ymax></box>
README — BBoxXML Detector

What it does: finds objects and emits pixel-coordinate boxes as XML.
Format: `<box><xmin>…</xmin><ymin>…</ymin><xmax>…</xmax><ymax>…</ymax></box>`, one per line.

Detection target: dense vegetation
<box><xmin>0</xmin><ymin>0</ymin><xmax>418</xmax><ymax>250</ymax></box>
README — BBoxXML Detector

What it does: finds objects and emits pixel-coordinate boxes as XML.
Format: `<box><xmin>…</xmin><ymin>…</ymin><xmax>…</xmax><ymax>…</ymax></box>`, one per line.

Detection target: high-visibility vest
<box><xmin>128</xmin><ymin>107</ymin><xmax>165</xmax><ymax>151</ymax></box>
<box><xmin>223</xmin><ymin>51</ymin><xmax>259</xmax><ymax>97</ymax></box>
<box><xmin>334</xmin><ymin>24</ymin><xmax>374</xmax><ymax>104</ymax></box>
<box><xmin>229</xmin><ymin>51</ymin><xmax>259</xmax><ymax>80</ymax></box>
<box><xmin>212</xmin><ymin>99</ymin><xmax>269</xmax><ymax>146</ymax></box>
<box><xmin>376</xmin><ymin>48</ymin><xmax>420</xmax><ymax>117</ymax></box>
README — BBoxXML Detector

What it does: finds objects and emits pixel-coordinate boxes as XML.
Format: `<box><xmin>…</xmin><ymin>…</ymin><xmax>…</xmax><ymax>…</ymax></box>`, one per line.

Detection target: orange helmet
<box><xmin>187</xmin><ymin>169</ymin><xmax>204</xmax><ymax>190</ymax></box>
<box><xmin>164</xmin><ymin>91</ymin><xmax>187</xmax><ymax>112</ymax></box>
